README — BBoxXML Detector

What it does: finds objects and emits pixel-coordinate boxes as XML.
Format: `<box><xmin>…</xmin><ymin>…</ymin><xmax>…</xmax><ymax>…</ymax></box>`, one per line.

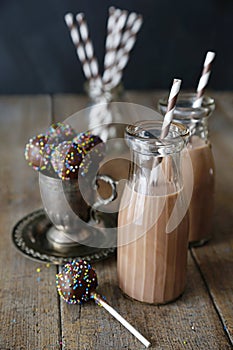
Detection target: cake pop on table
<box><xmin>56</xmin><ymin>259</ymin><xmax>151</xmax><ymax>348</ymax></box>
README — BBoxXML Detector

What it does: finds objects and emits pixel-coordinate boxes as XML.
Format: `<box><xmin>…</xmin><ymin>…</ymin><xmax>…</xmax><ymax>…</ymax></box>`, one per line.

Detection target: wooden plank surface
<box><xmin>190</xmin><ymin>91</ymin><xmax>233</xmax><ymax>345</ymax></box>
<box><xmin>52</xmin><ymin>91</ymin><xmax>232</xmax><ymax>349</ymax></box>
<box><xmin>0</xmin><ymin>96</ymin><xmax>61</xmax><ymax>349</ymax></box>
<box><xmin>0</xmin><ymin>92</ymin><xmax>232</xmax><ymax>349</ymax></box>
<box><xmin>58</xmin><ymin>253</ymin><xmax>232</xmax><ymax>349</ymax></box>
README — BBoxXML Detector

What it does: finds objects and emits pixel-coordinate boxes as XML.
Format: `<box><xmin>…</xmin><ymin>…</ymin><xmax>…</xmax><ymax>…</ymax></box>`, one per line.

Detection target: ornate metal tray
<box><xmin>12</xmin><ymin>209</ymin><xmax>116</xmax><ymax>265</ymax></box>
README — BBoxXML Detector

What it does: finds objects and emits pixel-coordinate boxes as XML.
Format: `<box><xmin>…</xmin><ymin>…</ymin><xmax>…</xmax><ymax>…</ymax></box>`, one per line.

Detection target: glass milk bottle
<box><xmin>158</xmin><ymin>93</ymin><xmax>215</xmax><ymax>246</ymax></box>
<box><xmin>117</xmin><ymin>120</ymin><xmax>189</xmax><ymax>304</ymax></box>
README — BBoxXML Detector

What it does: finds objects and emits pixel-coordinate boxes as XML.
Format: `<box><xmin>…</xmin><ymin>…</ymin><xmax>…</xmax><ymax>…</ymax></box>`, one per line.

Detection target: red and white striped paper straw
<box><xmin>160</xmin><ymin>79</ymin><xmax>182</xmax><ymax>139</ymax></box>
<box><xmin>193</xmin><ymin>51</ymin><xmax>216</xmax><ymax>108</ymax></box>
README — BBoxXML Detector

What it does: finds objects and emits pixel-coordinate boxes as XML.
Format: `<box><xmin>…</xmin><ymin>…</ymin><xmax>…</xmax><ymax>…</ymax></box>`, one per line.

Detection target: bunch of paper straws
<box><xmin>65</xmin><ymin>7</ymin><xmax>143</xmax><ymax>98</ymax></box>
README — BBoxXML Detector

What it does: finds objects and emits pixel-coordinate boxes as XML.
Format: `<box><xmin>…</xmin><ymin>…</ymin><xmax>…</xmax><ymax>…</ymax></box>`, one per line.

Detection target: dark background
<box><xmin>0</xmin><ymin>0</ymin><xmax>233</xmax><ymax>94</ymax></box>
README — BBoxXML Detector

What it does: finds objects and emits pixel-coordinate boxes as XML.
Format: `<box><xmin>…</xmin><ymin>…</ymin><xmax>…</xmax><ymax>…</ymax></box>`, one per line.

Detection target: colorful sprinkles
<box><xmin>24</xmin><ymin>134</ymin><xmax>49</xmax><ymax>171</ymax></box>
<box><xmin>73</xmin><ymin>132</ymin><xmax>106</xmax><ymax>176</ymax></box>
<box><xmin>56</xmin><ymin>259</ymin><xmax>98</xmax><ymax>304</ymax></box>
<box><xmin>73</xmin><ymin>132</ymin><xmax>103</xmax><ymax>152</ymax></box>
<box><xmin>25</xmin><ymin>125</ymin><xmax>105</xmax><ymax>179</ymax></box>
<box><xmin>46</xmin><ymin>122</ymin><xmax>76</xmax><ymax>145</ymax></box>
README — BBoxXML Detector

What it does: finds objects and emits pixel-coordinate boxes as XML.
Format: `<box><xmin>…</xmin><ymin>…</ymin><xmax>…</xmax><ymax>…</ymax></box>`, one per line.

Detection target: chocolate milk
<box><xmin>183</xmin><ymin>135</ymin><xmax>215</xmax><ymax>244</ymax></box>
<box><xmin>117</xmin><ymin>184</ymin><xmax>189</xmax><ymax>304</ymax></box>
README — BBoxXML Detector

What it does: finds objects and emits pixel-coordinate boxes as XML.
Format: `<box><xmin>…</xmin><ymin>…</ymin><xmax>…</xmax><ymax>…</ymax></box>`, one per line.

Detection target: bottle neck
<box><xmin>158</xmin><ymin>93</ymin><xmax>215</xmax><ymax>142</ymax></box>
<box><xmin>128</xmin><ymin>149</ymin><xmax>183</xmax><ymax>195</ymax></box>
<box><xmin>125</xmin><ymin>121</ymin><xmax>188</xmax><ymax>195</ymax></box>
<box><xmin>173</xmin><ymin>114</ymin><xmax>209</xmax><ymax>141</ymax></box>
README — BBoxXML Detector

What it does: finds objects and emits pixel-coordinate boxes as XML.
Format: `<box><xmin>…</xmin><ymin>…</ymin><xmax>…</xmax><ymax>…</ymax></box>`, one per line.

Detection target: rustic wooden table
<box><xmin>0</xmin><ymin>91</ymin><xmax>232</xmax><ymax>350</ymax></box>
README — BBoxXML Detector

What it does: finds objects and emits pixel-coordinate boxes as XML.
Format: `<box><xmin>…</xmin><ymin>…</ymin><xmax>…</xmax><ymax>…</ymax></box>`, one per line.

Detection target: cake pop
<box><xmin>73</xmin><ymin>132</ymin><xmax>106</xmax><ymax>176</ymax></box>
<box><xmin>56</xmin><ymin>259</ymin><xmax>151</xmax><ymax>348</ymax></box>
<box><xmin>73</xmin><ymin>132</ymin><xmax>104</xmax><ymax>152</ymax></box>
<box><xmin>24</xmin><ymin>134</ymin><xmax>50</xmax><ymax>171</ymax></box>
<box><xmin>63</xmin><ymin>143</ymin><xmax>85</xmax><ymax>180</ymax></box>
<box><xmin>51</xmin><ymin>141</ymin><xmax>84</xmax><ymax>180</ymax></box>
<box><xmin>24</xmin><ymin>123</ymin><xmax>76</xmax><ymax>174</ymax></box>
<box><xmin>56</xmin><ymin>260</ymin><xmax>97</xmax><ymax>304</ymax></box>
<box><xmin>46</xmin><ymin>122</ymin><xmax>76</xmax><ymax>145</ymax></box>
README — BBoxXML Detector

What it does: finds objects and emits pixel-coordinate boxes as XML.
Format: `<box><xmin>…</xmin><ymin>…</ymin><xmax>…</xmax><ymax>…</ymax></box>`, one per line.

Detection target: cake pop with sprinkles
<box><xmin>51</xmin><ymin>141</ymin><xmax>84</xmax><ymax>180</ymax></box>
<box><xmin>73</xmin><ymin>132</ymin><xmax>106</xmax><ymax>176</ymax></box>
<box><xmin>56</xmin><ymin>259</ymin><xmax>151</xmax><ymax>348</ymax></box>
<box><xmin>73</xmin><ymin>132</ymin><xmax>104</xmax><ymax>152</ymax></box>
<box><xmin>46</xmin><ymin>122</ymin><xmax>76</xmax><ymax>146</ymax></box>
<box><xmin>56</xmin><ymin>260</ymin><xmax>98</xmax><ymax>304</ymax></box>
<box><xmin>24</xmin><ymin>134</ymin><xmax>50</xmax><ymax>171</ymax></box>
<box><xmin>63</xmin><ymin>143</ymin><xmax>85</xmax><ymax>180</ymax></box>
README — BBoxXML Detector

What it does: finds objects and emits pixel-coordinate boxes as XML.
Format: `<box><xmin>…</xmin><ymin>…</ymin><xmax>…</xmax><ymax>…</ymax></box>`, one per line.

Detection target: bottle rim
<box><xmin>158</xmin><ymin>92</ymin><xmax>215</xmax><ymax>120</ymax></box>
<box><xmin>125</xmin><ymin>120</ymin><xmax>189</xmax><ymax>156</ymax></box>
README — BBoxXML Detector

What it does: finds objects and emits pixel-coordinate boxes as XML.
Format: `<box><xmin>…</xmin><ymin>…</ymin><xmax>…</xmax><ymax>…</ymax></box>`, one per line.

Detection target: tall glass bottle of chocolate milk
<box><xmin>158</xmin><ymin>93</ymin><xmax>215</xmax><ymax>246</ymax></box>
<box><xmin>117</xmin><ymin>121</ymin><xmax>189</xmax><ymax>304</ymax></box>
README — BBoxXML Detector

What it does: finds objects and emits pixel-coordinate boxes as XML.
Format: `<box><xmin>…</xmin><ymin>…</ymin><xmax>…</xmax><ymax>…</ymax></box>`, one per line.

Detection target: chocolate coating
<box><xmin>73</xmin><ymin>132</ymin><xmax>106</xmax><ymax>176</ymax></box>
<box><xmin>46</xmin><ymin>122</ymin><xmax>76</xmax><ymax>146</ymax></box>
<box><xmin>56</xmin><ymin>260</ymin><xmax>98</xmax><ymax>304</ymax></box>
<box><xmin>51</xmin><ymin>141</ymin><xmax>84</xmax><ymax>180</ymax></box>
<box><xmin>63</xmin><ymin>143</ymin><xmax>84</xmax><ymax>180</ymax></box>
<box><xmin>24</xmin><ymin>134</ymin><xmax>49</xmax><ymax>171</ymax></box>
<box><xmin>73</xmin><ymin>132</ymin><xmax>103</xmax><ymax>152</ymax></box>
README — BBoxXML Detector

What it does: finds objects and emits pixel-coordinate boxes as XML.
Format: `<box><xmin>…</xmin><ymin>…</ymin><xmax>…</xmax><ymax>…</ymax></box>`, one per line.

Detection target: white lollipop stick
<box><xmin>91</xmin><ymin>292</ymin><xmax>151</xmax><ymax>348</ymax></box>
<box><xmin>193</xmin><ymin>51</ymin><xmax>216</xmax><ymax>108</ymax></box>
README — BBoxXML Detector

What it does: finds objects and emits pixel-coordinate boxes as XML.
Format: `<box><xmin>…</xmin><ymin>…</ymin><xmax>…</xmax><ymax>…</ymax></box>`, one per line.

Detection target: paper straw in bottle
<box><xmin>160</xmin><ymin>79</ymin><xmax>182</xmax><ymax>139</ymax></box>
<box><xmin>149</xmin><ymin>79</ymin><xmax>182</xmax><ymax>185</ymax></box>
<box><xmin>193</xmin><ymin>51</ymin><xmax>216</xmax><ymax>108</ymax></box>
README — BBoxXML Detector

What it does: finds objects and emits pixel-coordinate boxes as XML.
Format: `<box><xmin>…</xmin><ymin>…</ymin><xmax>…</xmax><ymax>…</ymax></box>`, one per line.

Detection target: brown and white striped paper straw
<box><xmin>102</xmin><ymin>7</ymin><xmax>122</xmax><ymax>84</ymax></box>
<box><xmin>149</xmin><ymin>78</ymin><xmax>182</xmax><ymax>185</ymax></box>
<box><xmin>106</xmin><ymin>14</ymin><xmax>143</xmax><ymax>90</ymax></box>
<box><xmin>76</xmin><ymin>13</ymin><xmax>102</xmax><ymax>90</ymax></box>
<box><xmin>116</xmin><ymin>14</ymin><xmax>143</xmax><ymax>66</ymax></box>
<box><xmin>160</xmin><ymin>79</ymin><xmax>182</xmax><ymax>139</ymax></box>
<box><xmin>64</xmin><ymin>13</ymin><xmax>92</xmax><ymax>80</ymax></box>
<box><xmin>102</xmin><ymin>8</ymin><xmax>128</xmax><ymax>86</ymax></box>
<box><xmin>193</xmin><ymin>51</ymin><xmax>216</xmax><ymax>108</ymax></box>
